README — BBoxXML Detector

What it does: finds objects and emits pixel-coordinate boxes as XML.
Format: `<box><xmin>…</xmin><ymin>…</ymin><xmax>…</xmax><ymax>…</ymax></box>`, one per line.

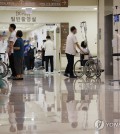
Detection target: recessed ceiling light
<box><xmin>94</xmin><ymin>7</ymin><xmax>97</xmax><ymax>10</ymax></box>
<box><xmin>32</xmin><ymin>8</ymin><xmax>36</xmax><ymax>10</ymax></box>
<box><xmin>22</xmin><ymin>7</ymin><xmax>26</xmax><ymax>10</ymax></box>
<box><xmin>21</xmin><ymin>7</ymin><xmax>36</xmax><ymax>10</ymax></box>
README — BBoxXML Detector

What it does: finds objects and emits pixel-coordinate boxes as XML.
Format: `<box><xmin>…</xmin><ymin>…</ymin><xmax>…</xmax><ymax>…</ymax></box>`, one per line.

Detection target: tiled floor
<box><xmin>0</xmin><ymin>72</ymin><xmax>120</xmax><ymax>134</ymax></box>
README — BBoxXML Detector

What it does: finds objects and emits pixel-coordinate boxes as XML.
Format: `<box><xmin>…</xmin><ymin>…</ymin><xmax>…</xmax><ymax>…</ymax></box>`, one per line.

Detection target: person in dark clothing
<box><xmin>41</xmin><ymin>40</ymin><xmax>46</xmax><ymax>69</ymax></box>
<box><xmin>7</xmin><ymin>24</ymin><xmax>17</xmax><ymax>79</ymax></box>
<box><xmin>13</xmin><ymin>30</ymin><xmax>24</xmax><ymax>80</ymax></box>
<box><xmin>24</xmin><ymin>40</ymin><xmax>31</xmax><ymax>71</ymax></box>
<box><xmin>28</xmin><ymin>46</ymin><xmax>35</xmax><ymax>70</ymax></box>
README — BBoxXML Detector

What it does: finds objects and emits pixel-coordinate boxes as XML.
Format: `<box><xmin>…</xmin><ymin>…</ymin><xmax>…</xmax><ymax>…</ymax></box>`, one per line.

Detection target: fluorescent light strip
<box><xmin>21</xmin><ymin>7</ymin><xmax>36</xmax><ymax>10</ymax></box>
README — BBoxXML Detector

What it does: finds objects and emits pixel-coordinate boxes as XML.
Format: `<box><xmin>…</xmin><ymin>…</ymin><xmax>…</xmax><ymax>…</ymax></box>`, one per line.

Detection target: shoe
<box><xmin>7</xmin><ymin>76</ymin><xmax>14</xmax><ymax>80</ymax></box>
<box><xmin>64</xmin><ymin>73</ymin><xmax>69</xmax><ymax>77</ymax></box>
<box><xmin>70</xmin><ymin>75</ymin><xmax>78</xmax><ymax>78</ymax></box>
<box><xmin>13</xmin><ymin>77</ymin><xmax>24</xmax><ymax>80</ymax></box>
<box><xmin>51</xmin><ymin>72</ymin><xmax>54</xmax><ymax>75</ymax></box>
<box><xmin>45</xmin><ymin>72</ymin><xmax>49</xmax><ymax>74</ymax></box>
<box><xmin>100</xmin><ymin>69</ymin><xmax>104</xmax><ymax>72</ymax></box>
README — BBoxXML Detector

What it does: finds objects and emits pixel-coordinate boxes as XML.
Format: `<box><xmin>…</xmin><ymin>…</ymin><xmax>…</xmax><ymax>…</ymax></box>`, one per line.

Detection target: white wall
<box><xmin>0</xmin><ymin>10</ymin><xmax>97</xmax><ymax>55</ymax></box>
<box><xmin>0</xmin><ymin>10</ymin><xmax>97</xmax><ymax>70</ymax></box>
<box><xmin>25</xmin><ymin>25</ymin><xmax>57</xmax><ymax>50</ymax></box>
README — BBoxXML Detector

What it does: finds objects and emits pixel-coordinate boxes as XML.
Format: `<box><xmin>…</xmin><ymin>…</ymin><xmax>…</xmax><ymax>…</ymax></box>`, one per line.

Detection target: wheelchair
<box><xmin>74</xmin><ymin>56</ymin><xmax>102</xmax><ymax>78</ymax></box>
<box><xmin>0</xmin><ymin>53</ymin><xmax>9</xmax><ymax>78</ymax></box>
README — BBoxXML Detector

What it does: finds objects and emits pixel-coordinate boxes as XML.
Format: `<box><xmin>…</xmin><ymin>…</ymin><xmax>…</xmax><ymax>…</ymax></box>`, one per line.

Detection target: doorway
<box><xmin>0</xmin><ymin>23</ymin><xmax>61</xmax><ymax>72</ymax></box>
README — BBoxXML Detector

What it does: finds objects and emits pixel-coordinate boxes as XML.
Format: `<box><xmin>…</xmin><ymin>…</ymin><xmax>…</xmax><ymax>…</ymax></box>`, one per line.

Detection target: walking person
<box><xmin>64</xmin><ymin>26</ymin><xmax>81</xmax><ymax>78</ymax></box>
<box><xmin>7</xmin><ymin>24</ymin><xmax>17</xmax><ymax>79</ymax></box>
<box><xmin>41</xmin><ymin>40</ymin><xmax>46</xmax><ymax>69</ymax></box>
<box><xmin>28</xmin><ymin>46</ymin><xmax>35</xmax><ymax>71</ymax></box>
<box><xmin>44</xmin><ymin>36</ymin><xmax>55</xmax><ymax>74</ymax></box>
<box><xmin>13</xmin><ymin>30</ymin><xmax>24</xmax><ymax>80</ymax></box>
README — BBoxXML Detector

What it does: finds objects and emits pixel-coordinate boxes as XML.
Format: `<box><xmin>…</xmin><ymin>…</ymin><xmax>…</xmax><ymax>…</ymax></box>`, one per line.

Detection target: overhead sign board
<box><xmin>0</xmin><ymin>0</ymin><xmax>68</xmax><ymax>7</ymax></box>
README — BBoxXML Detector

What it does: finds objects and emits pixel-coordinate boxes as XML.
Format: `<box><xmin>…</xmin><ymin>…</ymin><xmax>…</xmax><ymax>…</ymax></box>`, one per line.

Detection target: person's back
<box><xmin>24</xmin><ymin>43</ymin><xmax>31</xmax><ymax>57</ymax></box>
<box><xmin>28</xmin><ymin>47</ymin><xmax>34</xmax><ymax>59</ymax></box>
<box><xmin>44</xmin><ymin>40</ymin><xmax>54</xmax><ymax>56</ymax></box>
<box><xmin>44</xmin><ymin>36</ymin><xmax>54</xmax><ymax>73</ymax></box>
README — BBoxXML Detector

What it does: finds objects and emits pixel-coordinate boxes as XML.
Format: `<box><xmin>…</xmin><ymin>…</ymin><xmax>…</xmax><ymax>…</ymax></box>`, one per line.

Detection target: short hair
<box><xmin>16</xmin><ymin>30</ymin><xmax>23</xmax><ymax>38</ymax></box>
<box><xmin>10</xmin><ymin>24</ymin><xmax>16</xmax><ymax>30</ymax></box>
<box><xmin>43</xmin><ymin>40</ymin><xmax>46</xmax><ymax>43</ymax></box>
<box><xmin>70</xmin><ymin>26</ymin><xmax>77</xmax><ymax>32</ymax></box>
<box><xmin>46</xmin><ymin>36</ymin><xmax>51</xmax><ymax>39</ymax></box>
<box><xmin>81</xmin><ymin>41</ymin><xmax>87</xmax><ymax>48</ymax></box>
<box><xmin>37</xmin><ymin>50</ymin><xmax>41</xmax><ymax>52</ymax></box>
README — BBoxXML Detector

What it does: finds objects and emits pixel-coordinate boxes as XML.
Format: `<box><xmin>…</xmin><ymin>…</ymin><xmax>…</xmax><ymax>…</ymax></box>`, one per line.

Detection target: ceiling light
<box><xmin>32</xmin><ymin>8</ymin><xmax>36</xmax><ymax>10</ymax></box>
<box><xmin>21</xmin><ymin>7</ymin><xmax>36</xmax><ymax>10</ymax></box>
<box><xmin>22</xmin><ymin>7</ymin><xmax>26</xmax><ymax>10</ymax></box>
<box><xmin>94</xmin><ymin>7</ymin><xmax>97</xmax><ymax>10</ymax></box>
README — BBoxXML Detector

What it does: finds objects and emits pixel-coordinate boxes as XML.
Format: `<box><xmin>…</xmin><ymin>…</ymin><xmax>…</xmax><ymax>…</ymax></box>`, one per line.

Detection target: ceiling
<box><xmin>69</xmin><ymin>0</ymin><xmax>97</xmax><ymax>6</ymax></box>
<box><xmin>0</xmin><ymin>6</ymin><xmax>97</xmax><ymax>12</ymax></box>
<box><xmin>0</xmin><ymin>0</ymin><xmax>98</xmax><ymax>33</ymax></box>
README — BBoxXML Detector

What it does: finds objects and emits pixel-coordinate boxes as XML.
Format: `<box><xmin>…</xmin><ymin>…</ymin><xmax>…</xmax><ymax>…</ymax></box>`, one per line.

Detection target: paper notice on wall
<box><xmin>112</xmin><ymin>34</ymin><xmax>120</xmax><ymax>47</ymax></box>
<box><xmin>112</xmin><ymin>38</ymin><xmax>117</xmax><ymax>47</ymax></box>
<box><xmin>25</xmin><ymin>8</ymin><xmax>32</xmax><ymax>14</ymax></box>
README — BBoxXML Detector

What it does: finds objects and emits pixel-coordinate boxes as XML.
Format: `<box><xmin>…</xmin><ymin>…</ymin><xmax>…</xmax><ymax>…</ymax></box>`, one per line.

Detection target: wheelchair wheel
<box><xmin>0</xmin><ymin>79</ymin><xmax>9</xmax><ymax>95</ymax></box>
<box><xmin>95</xmin><ymin>66</ymin><xmax>101</xmax><ymax>78</ymax></box>
<box><xmin>0</xmin><ymin>62</ymin><xmax>6</xmax><ymax>78</ymax></box>
<box><xmin>3</xmin><ymin>62</ymin><xmax>9</xmax><ymax>78</ymax></box>
<box><xmin>84</xmin><ymin>59</ymin><xmax>96</xmax><ymax>78</ymax></box>
<box><xmin>74</xmin><ymin>60</ymin><xmax>84</xmax><ymax>78</ymax></box>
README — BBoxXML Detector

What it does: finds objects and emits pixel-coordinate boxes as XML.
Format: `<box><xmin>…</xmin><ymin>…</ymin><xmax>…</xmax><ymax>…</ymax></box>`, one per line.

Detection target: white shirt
<box><xmin>35</xmin><ymin>53</ymin><xmax>42</xmax><ymax>60</ymax></box>
<box><xmin>8</xmin><ymin>31</ymin><xmax>16</xmax><ymax>53</ymax></box>
<box><xmin>80</xmin><ymin>47</ymin><xmax>91</xmax><ymax>60</ymax></box>
<box><xmin>44</xmin><ymin>40</ymin><xmax>54</xmax><ymax>56</ymax></box>
<box><xmin>65</xmin><ymin>33</ymin><xmax>78</xmax><ymax>55</ymax></box>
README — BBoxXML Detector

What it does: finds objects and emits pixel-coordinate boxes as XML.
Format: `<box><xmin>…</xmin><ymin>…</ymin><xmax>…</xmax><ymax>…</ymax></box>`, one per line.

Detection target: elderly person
<box><xmin>13</xmin><ymin>30</ymin><xmax>24</xmax><ymax>80</ymax></box>
<box><xmin>34</xmin><ymin>50</ymin><xmax>42</xmax><ymax>69</ymax></box>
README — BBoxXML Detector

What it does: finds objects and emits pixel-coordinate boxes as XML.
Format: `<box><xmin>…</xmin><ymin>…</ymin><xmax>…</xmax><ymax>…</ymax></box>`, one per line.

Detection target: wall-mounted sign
<box><xmin>11</xmin><ymin>11</ymin><xmax>37</xmax><ymax>23</ymax></box>
<box><xmin>0</xmin><ymin>0</ymin><xmax>68</xmax><ymax>7</ymax></box>
<box><xmin>114</xmin><ymin>14</ymin><xmax>120</xmax><ymax>22</ymax></box>
<box><xmin>61</xmin><ymin>23</ymin><xmax>69</xmax><ymax>54</ymax></box>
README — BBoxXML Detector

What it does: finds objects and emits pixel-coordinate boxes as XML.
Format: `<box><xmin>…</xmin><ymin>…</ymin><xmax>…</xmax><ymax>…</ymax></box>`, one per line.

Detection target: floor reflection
<box><xmin>0</xmin><ymin>74</ymin><xmax>119</xmax><ymax>133</ymax></box>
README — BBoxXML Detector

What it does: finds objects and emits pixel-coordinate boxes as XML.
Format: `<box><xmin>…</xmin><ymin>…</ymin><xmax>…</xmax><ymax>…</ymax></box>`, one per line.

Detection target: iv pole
<box><xmin>80</xmin><ymin>21</ymin><xmax>88</xmax><ymax>43</ymax></box>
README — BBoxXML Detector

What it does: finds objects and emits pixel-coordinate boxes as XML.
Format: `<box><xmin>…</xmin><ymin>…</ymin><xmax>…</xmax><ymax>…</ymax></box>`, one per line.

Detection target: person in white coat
<box><xmin>44</xmin><ymin>36</ymin><xmax>55</xmax><ymax>74</ymax></box>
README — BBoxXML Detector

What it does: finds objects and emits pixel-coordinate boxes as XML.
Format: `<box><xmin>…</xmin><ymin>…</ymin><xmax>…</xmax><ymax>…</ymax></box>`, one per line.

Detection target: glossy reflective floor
<box><xmin>0</xmin><ymin>72</ymin><xmax>120</xmax><ymax>134</ymax></box>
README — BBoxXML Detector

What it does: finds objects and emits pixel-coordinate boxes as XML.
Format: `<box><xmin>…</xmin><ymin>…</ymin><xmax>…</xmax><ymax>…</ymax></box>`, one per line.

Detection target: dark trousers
<box><xmin>65</xmin><ymin>53</ymin><xmax>74</xmax><ymax>76</ymax></box>
<box><xmin>80</xmin><ymin>54</ymin><xmax>87</xmax><ymax>66</ymax></box>
<box><xmin>14</xmin><ymin>57</ymin><xmax>23</xmax><ymax>75</ymax></box>
<box><xmin>45</xmin><ymin>56</ymin><xmax>54</xmax><ymax>72</ymax></box>
<box><xmin>9</xmin><ymin>54</ymin><xmax>16</xmax><ymax>77</ymax></box>
<box><xmin>24</xmin><ymin>56</ymin><xmax>34</xmax><ymax>70</ymax></box>
<box><xmin>42</xmin><ymin>49</ymin><xmax>45</xmax><ymax>67</ymax></box>
<box><xmin>30</xmin><ymin>57</ymin><xmax>34</xmax><ymax>70</ymax></box>
<box><xmin>24</xmin><ymin>56</ymin><xmax>30</xmax><ymax>70</ymax></box>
